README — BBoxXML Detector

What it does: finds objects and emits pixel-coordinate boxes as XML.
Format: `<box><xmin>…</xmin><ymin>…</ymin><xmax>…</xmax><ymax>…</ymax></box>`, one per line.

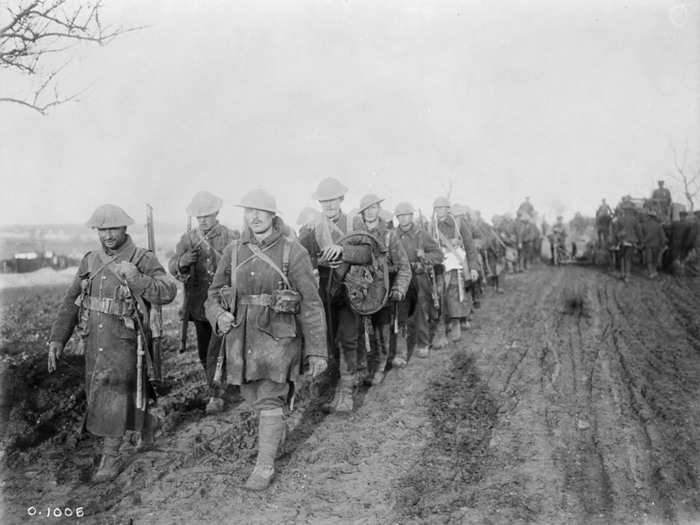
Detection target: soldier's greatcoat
<box><xmin>168</xmin><ymin>223</ymin><xmax>238</xmax><ymax>321</ymax></box>
<box><xmin>205</xmin><ymin>221</ymin><xmax>327</xmax><ymax>387</ymax></box>
<box><xmin>50</xmin><ymin>236</ymin><xmax>176</xmax><ymax>437</ymax></box>
<box><xmin>432</xmin><ymin>214</ymin><xmax>479</xmax><ymax>318</ymax></box>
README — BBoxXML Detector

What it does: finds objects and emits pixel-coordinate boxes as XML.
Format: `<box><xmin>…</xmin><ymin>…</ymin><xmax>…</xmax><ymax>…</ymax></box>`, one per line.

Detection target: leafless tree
<box><xmin>671</xmin><ymin>142</ymin><xmax>700</xmax><ymax>212</ymax></box>
<box><xmin>0</xmin><ymin>0</ymin><xmax>141</xmax><ymax>114</ymax></box>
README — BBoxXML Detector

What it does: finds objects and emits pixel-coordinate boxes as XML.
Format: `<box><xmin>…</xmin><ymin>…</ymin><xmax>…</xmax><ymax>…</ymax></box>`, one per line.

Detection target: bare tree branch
<box><xmin>0</xmin><ymin>0</ymin><xmax>144</xmax><ymax>114</ymax></box>
<box><xmin>670</xmin><ymin>140</ymin><xmax>700</xmax><ymax>212</ymax></box>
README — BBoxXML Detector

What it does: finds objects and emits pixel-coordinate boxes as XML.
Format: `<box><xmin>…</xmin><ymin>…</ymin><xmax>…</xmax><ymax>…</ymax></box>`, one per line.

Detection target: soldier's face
<box><xmin>196</xmin><ymin>212</ymin><xmax>218</xmax><ymax>232</ymax></box>
<box><xmin>98</xmin><ymin>227</ymin><xmax>127</xmax><ymax>251</ymax></box>
<box><xmin>245</xmin><ymin>208</ymin><xmax>275</xmax><ymax>234</ymax></box>
<box><xmin>363</xmin><ymin>204</ymin><xmax>380</xmax><ymax>223</ymax></box>
<box><xmin>397</xmin><ymin>214</ymin><xmax>413</xmax><ymax>228</ymax></box>
<box><xmin>319</xmin><ymin>197</ymin><xmax>343</xmax><ymax>219</ymax></box>
<box><xmin>435</xmin><ymin>206</ymin><xmax>449</xmax><ymax>219</ymax></box>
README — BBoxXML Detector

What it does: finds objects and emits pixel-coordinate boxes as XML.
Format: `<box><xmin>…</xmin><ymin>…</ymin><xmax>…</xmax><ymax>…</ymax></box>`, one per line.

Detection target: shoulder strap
<box><xmin>248</xmin><ymin>242</ymin><xmax>292</xmax><ymax>289</ymax></box>
<box><xmin>230</xmin><ymin>240</ymin><xmax>239</xmax><ymax>290</ymax></box>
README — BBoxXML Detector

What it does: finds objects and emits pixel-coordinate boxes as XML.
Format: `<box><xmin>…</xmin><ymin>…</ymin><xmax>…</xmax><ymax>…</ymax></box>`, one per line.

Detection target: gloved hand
<box><xmin>308</xmin><ymin>356</ymin><xmax>328</xmax><ymax>378</ymax></box>
<box><xmin>48</xmin><ymin>341</ymin><xmax>64</xmax><ymax>373</ymax></box>
<box><xmin>390</xmin><ymin>290</ymin><xmax>404</xmax><ymax>302</ymax></box>
<box><xmin>217</xmin><ymin>311</ymin><xmax>235</xmax><ymax>334</ymax></box>
<box><xmin>114</xmin><ymin>261</ymin><xmax>140</xmax><ymax>282</ymax></box>
<box><xmin>319</xmin><ymin>244</ymin><xmax>343</xmax><ymax>264</ymax></box>
<box><xmin>470</xmin><ymin>269</ymin><xmax>479</xmax><ymax>281</ymax></box>
<box><xmin>179</xmin><ymin>250</ymin><xmax>199</xmax><ymax>268</ymax></box>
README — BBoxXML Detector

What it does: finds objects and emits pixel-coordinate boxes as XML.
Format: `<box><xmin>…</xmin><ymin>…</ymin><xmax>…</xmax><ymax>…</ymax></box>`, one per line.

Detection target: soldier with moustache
<box><xmin>352</xmin><ymin>194</ymin><xmax>411</xmax><ymax>384</ymax></box>
<box><xmin>431</xmin><ymin>197</ymin><xmax>480</xmax><ymax>345</ymax></box>
<box><xmin>393</xmin><ymin>202</ymin><xmax>444</xmax><ymax>361</ymax></box>
<box><xmin>298</xmin><ymin>178</ymin><xmax>373</xmax><ymax>413</ymax></box>
<box><xmin>48</xmin><ymin>205</ymin><xmax>177</xmax><ymax>482</ymax></box>
<box><xmin>205</xmin><ymin>190</ymin><xmax>327</xmax><ymax>490</ymax></box>
<box><xmin>168</xmin><ymin>191</ymin><xmax>239</xmax><ymax>413</ymax></box>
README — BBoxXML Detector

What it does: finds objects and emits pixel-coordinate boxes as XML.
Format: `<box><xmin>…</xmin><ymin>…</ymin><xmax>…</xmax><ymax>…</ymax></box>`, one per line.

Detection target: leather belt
<box><xmin>238</xmin><ymin>294</ymin><xmax>273</xmax><ymax>307</ymax></box>
<box><xmin>80</xmin><ymin>295</ymin><xmax>133</xmax><ymax>316</ymax></box>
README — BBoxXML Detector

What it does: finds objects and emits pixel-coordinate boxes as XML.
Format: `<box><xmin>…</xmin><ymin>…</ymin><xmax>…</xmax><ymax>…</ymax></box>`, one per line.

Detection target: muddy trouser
<box><xmin>241</xmin><ymin>379</ymin><xmax>290</xmax><ymax>413</ymax></box>
<box><xmin>329</xmin><ymin>297</ymin><xmax>362</xmax><ymax>376</ymax></box>
<box><xmin>620</xmin><ymin>244</ymin><xmax>635</xmax><ymax>277</ymax></box>
<box><xmin>398</xmin><ymin>274</ymin><xmax>431</xmax><ymax>348</ymax></box>
<box><xmin>442</xmin><ymin>269</ymin><xmax>471</xmax><ymax>321</ymax></box>
<box><xmin>194</xmin><ymin>320</ymin><xmax>212</xmax><ymax>371</ymax></box>
<box><xmin>366</xmin><ymin>307</ymin><xmax>392</xmax><ymax>371</ymax></box>
<box><xmin>644</xmin><ymin>247</ymin><xmax>661</xmax><ymax>274</ymax></box>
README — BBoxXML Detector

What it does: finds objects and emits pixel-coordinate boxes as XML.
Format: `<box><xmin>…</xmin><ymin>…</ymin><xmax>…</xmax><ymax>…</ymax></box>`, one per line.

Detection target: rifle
<box><xmin>146</xmin><ymin>204</ymin><xmax>164</xmax><ymax>385</ymax></box>
<box><xmin>179</xmin><ymin>216</ymin><xmax>193</xmax><ymax>354</ymax></box>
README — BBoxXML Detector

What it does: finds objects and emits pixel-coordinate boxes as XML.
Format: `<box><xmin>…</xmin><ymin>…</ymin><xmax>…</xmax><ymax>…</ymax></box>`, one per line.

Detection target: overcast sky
<box><xmin>1</xmin><ymin>0</ymin><xmax>698</xmax><ymax>228</ymax></box>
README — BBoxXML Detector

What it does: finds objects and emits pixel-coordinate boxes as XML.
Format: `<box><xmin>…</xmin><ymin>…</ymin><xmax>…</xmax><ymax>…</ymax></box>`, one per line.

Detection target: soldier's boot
<box><xmin>93</xmin><ymin>436</ymin><xmax>122</xmax><ymax>483</ymax></box>
<box><xmin>415</xmin><ymin>345</ymin><xmax>430</xmax><ymax>359</ymax></box>
<box><xmin>391</xmin><ymin>332</ymin><xmax>408</xmax><ymax>368</ymax></box>
<box><xmin>334</xmin><ymin>374</ymin><xmax>355</xmax><ymax>414</ymax></box>
<box><xmin>205</xmin><ymin>396</ymin><xmax>225</xmax><ymax>415</ymax></box>
<box><xmin>460</xmin><ymin>318</ymin><xmax>471</xmax><ymax>331</ymax></box>
<box><xmin>449</xmin><ymin>318</ymin><xmax>462</xmax><ymax>342</ymax></box>
<box><xmin>245</xmin><ymin>408</ymin><xmax>285</xmax><ymax>491</ymax></box>
<box><xmin>371</xmin><ymin>358</ymin><xmax>388</xmax><ymax>386</ymax></box>
<box><xmin>431</xmin><ymin>323</ymin><xmax>449</xmax><ymax>349</ymax></box>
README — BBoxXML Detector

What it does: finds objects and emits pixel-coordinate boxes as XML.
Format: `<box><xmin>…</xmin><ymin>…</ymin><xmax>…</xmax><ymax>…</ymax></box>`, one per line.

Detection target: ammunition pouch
<box><xmin>271</xmin><ymin>288</ymin><xmax>301</xmax><ymax>314</ymax></box>
<box><xmin>78</xmin><ymin>295</ymin><xmax>136</xmax><ymax>317</ymax></box>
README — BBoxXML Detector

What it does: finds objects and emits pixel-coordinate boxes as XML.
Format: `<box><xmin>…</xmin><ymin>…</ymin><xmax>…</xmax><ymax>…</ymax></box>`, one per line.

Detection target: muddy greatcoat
<box><xmin>204</xmin><ymin>222</ymin><xmax>327</xmax><ymax>388</ymax></box>
<box><xmin>431</xmin><ymin>214</ymin><xmax>479</xmax><ymax>318</ymax></box>
<box><xmin>298</xmin><ymin>212</ymin><xmax>372</xmax><ymax>375</ymax></box>
<box><xmin>50</xmin><ymin>235</ymin><xmax>176</xmax><ymax>437</ymax></box>
<box><xmin>168</xmin><ymin>223</ymin><xmax>239</xmax><ymax>321</ymax></box>
<box><xmin>395</xmin><ymin>223</ymin><xmax>444</xmax><ymax>346</ymax></box>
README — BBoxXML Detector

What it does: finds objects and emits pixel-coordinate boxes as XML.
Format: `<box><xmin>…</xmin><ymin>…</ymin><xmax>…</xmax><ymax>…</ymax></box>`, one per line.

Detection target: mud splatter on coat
<box><xmin>205</xmin><ymin>223</ymin><xmax>327</xmax><ymax>387</ymax></box>
<box><xmin>50</xmin><ymin>236</ymin><xmax>176</xmax><ymax>437</ymax></box>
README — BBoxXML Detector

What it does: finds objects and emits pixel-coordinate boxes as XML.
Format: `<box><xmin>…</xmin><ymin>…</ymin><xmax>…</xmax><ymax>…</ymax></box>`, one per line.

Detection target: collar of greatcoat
<box><xmin>101</xmin><ymin>234</ymin><xmax>138</xmax><ymax>259</ymax></box>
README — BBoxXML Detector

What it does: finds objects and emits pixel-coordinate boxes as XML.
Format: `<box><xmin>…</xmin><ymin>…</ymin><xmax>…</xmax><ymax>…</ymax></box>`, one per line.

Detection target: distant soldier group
<box><xmin>596</xmin><ymin>180</ymin><xmax>700</xmax><ymax>280</ymax></box>
<box><xmin>46</xmin><ymin>184</ymin><xmax>544</xmax><ymax>490</ymax></box>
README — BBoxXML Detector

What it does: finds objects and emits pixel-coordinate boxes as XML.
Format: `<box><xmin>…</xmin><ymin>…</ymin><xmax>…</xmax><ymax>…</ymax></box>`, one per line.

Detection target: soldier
<box><xmin>298</xmin><ymin>178</ymin><xmax>372</xmax><ymax>413</ymax></box>
<box><xmin>651</xmin><ymin>180</ymin><xmax>672</xmax><ymax>223</ymax></box>
<box><xmin>517</xmin><ymin>197</ymin><xmax>535</xmax><ymax>222</ymax></box>
<box><xmin>394</xmin><ymin>201</ymin><xmax>444</xmax><ymax>360</ymax></box>
<box><xmin>596</xmin><ymin>199</ymin><xmax>614</xmax><ymax>246</ymax></box>
<box><xmin>352</xmin><ymin>194</ymin><xmax>411</xmax><ymax>384</ymax></box>
<box><xmin>47</xmin><ymin>205</ymin><xmax>177</xmax><ymax>482</ymax></box>
<box><xmin>550</xmin><ymin>216</ymin><xmax>567</xmax><ymax>265</ymax></box>
<box><xmin>205</xmin><ymin>190</ymin><xmax>327</xmax><ymax>490</ymax></box>
<box><xmin>615</xmin><ymin>202</ymin><xmax>642</xmax><ymax>281</ymax></box>
<box><xmin>168</xmin><ymin>191</ymin><xmax>239</xmax><ymax>414</ymax></box>
<box><xmin>640</xmin><ymin>210</ymin><xmax>667</xmax><ymax>278</ymax></box>
<box><xmin>431</xmin><ymin>196</ymin><xmax>480</xmax><ymax>344</ymax></box>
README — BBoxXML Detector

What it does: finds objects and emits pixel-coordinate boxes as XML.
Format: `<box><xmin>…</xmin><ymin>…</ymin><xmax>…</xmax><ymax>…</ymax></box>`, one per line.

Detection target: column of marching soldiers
<box><xmin>46</xmin><ymin>178</ymin><xmax>540</xmax><ymax>491</ymax></box>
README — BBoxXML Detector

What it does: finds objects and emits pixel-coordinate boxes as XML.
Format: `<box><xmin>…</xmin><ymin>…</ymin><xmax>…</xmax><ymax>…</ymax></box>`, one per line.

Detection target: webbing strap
<box><xmin>248</xmin><ymin>242</ymin><xmax>292</xmax><ymax>289</ymax></box>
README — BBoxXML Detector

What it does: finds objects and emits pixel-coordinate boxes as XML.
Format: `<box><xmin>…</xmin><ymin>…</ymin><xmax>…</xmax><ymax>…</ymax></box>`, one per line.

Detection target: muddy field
<box><xmin>1</xmin><ymin>264</ymin><xmax>700</xmax><ymax>524</ymax></box>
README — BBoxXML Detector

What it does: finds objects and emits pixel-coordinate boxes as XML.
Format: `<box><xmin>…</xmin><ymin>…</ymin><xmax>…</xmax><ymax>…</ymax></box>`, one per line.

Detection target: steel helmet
<box><xmin>433</xmin><ymin>196</ymin><xmax>450</xmax><ymax>209</ymax></box>
<box><xmin>394</xmin><ymin>201</ymin><xmax>415</xmax><ymax>216</ymax></box>
<box><xmin>186</xmin><ymin>191</ymin><xmax>223</xmax><ymax>217</ymax></box>
<box><xmin>86</xmin><ymin>204</ymin><xmax>134</xmax><ymax>229</ymax></box>
<box><xmin>236</xmin><ymin>189</ymin><xmax>278</xmax><ymax>213</ymax></box>
<box><xmin>312</xmin><ymin>177</ymin><xmax>348</xmax><ymax>201</ymax></box>
<box><xmin>358</xmin><ymin>193</ymin><xmax>384</xmax><ymax>213</ymax></box>
<box><xmin>451</xmin><ymin>203</ymin><xmax>467</xmax><ymax>216</ymax></box>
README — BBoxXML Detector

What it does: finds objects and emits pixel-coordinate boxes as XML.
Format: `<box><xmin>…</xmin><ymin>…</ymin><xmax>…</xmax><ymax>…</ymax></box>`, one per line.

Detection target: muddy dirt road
<box><xmin>2</xmin><ymin>265</ymin><xmax>700</xmax><ymax>524</ymax></box>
